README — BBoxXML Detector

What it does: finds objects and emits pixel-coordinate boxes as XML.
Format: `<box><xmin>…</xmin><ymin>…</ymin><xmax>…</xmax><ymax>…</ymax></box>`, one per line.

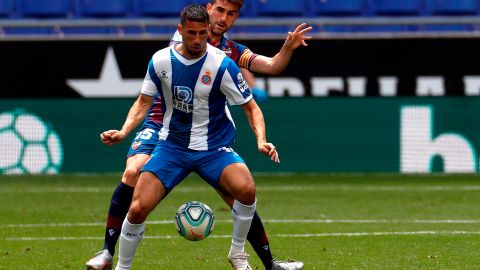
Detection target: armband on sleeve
<box><xmin>238</xmin><ymin>49</ymin><xmax>258</xmax><ymax>70</ymax></box>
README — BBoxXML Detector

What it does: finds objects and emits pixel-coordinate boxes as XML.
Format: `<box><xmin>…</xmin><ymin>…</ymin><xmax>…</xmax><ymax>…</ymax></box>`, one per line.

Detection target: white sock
<box><xmin>230</xmin><ymin>199</ymin><xmax>256</xmax><ymax>255</ymax></box>
<box><xmin>115</xmin><ymin>217</ymin><xmax>145</xmax><ymax>270</ymax></box>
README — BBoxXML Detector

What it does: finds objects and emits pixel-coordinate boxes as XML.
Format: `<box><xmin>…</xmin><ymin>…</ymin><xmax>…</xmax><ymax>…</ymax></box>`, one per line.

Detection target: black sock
<box><xmin>247</xmin><ymin>211</ymin><xmax>273</xmax><ymax>270</ymax></box>
<box><xmin>103</xmin><ymin>182</ymin><xmax>134</xmax><ymax>256</ymax></box>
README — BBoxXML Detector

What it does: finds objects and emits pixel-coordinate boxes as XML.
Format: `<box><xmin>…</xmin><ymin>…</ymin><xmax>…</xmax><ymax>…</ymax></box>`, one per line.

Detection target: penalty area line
<box><xmin>5</xmin><ymin>231</ymin><xmax>480</xmax><ymax>241</ymax></box>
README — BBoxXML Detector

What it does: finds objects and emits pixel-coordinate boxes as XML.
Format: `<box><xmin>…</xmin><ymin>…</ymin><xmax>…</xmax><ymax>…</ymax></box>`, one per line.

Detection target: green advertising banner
<box><xmin>0</xmin><ymin>98</ymin><xmax>479</xmax><ymax>174</ymax></box>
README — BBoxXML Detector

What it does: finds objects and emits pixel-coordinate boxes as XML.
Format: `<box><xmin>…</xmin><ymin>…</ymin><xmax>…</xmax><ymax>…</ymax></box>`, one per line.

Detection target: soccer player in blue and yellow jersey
<box><xmin>86</xmin><ymin>1</ymin><xmax>310</xmax><ymax>270</ymax></box>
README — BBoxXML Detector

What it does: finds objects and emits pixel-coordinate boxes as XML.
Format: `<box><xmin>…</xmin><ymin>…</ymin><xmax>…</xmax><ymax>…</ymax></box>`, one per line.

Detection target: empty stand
<box><xmin>308</xmin><ymin>0</ymin><xmax>365</xmax><ymax>16</ymax></box>
<box><xmin>76</xmin><ymin>0</ymin><xmax>131</xmax><ymax>18</ymax></box>
<box><xmin>370</xmin><ymin>0</ymin><xmax>424</xmax><ymax>16</ymax></box>
<box><xmin>0</xmin><ymin>0</ymin><xmax>15</xmax><ymax>17</ymax></box>
<box><xmin>425</xmin><ymin>0</ymin><xmax>479</xmax><ymax>15</ymax></box>
<box><xmin>251</xmin><ymin>0</ymin><xmax>306</xmax><ymax>17</ymax></box>
<box><xmin>17</xmin><ymin>0</ymin><xmax>73</xmax><ymax>18</ymax></box>
<box><xmin>133</xmin><ymin>0</ymin><xmax>189</xmax><ymax>17</ymax></box>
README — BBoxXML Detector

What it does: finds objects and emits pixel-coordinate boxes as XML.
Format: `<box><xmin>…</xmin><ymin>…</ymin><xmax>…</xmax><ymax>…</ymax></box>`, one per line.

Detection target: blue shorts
<box><xmin>141</xmin><ymin>140</ymin><xmax>245</xmax><ymax>192</ymax></box>
<box><xmin>126</xmin><ymin>128</ymin><xmax>160</xmax><ymax>158</ymax></box>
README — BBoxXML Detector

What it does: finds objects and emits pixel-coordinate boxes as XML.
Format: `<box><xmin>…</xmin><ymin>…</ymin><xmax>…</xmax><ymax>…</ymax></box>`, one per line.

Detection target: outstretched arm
<box><xmin>249</xmin><ymin>23</ymin><xmax>312</xmax><ymax>75</ymax></box>
<box><xmin>241</xmin><ymin>99</ymin><xmax>280</xmax><ymax>163</ymax></box>
<box><xmin>100</xmin><ymin>94</ymin><xmax>154</xmax><ymax>145</ymax></box>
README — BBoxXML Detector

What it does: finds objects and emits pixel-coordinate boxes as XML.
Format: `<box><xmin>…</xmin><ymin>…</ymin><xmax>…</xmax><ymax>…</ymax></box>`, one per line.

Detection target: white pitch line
<box><xmin>2</xmin><ymin>219</ymin><xmax>480</xmax><ymax>228</ymax></box>
<box><xmin>5</xmin><ymin>231</ymin><xmax>480</xmax><ymax>241</ymax></box>
<box><xmin>2</xmin><ymin>185</ymin><xmax>480</xmax><ymax>193</ymax></box>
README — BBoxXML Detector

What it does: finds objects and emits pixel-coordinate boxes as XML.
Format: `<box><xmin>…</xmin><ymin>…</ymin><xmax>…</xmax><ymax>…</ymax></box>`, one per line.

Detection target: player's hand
<box><xmin>258</xmin><ymin>142</ymin><xmax>280</xmax><ymax>163</ymax></box>
<box><xmin>100</xmin><ymin>130</ymin><xmax>126</xmax><ymax>145</ymax></box>
<box><xmin>284</xmin><ymin>23</ymin><xmax>313</xmax><ymax>50</ymax></box>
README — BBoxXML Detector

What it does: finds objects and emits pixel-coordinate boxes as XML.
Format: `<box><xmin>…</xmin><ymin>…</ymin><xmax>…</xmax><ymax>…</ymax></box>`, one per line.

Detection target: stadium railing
<box><xmin>1</xmin><ymin>16</ymin><xmax>480</xmax><ymax>40</ymax></box>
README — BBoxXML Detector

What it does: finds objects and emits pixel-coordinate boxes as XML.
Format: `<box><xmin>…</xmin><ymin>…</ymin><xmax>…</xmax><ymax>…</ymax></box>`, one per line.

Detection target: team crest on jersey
<box><xmin>237</xmin><ymin>73</ymin><xmax>248</xmax><ymax>93</ymax></box>
<box><xmin>221</xmin><ymin>46</ymin><xmax>232</xmax><ymax>56</ymax></box>
<box><xmin>131</xmin><ymin>141</ymin><xmax>142</xmax><ymax>150</ymax></box>
<box><xmin>173</xmin><ymin>86</ymin><xmax>194</xmax><ymax>113</ymax></box>
<box><xmin>201</xmin><ymin>71</ymin><xmax>212</xmax><ymax>85</ymax></box>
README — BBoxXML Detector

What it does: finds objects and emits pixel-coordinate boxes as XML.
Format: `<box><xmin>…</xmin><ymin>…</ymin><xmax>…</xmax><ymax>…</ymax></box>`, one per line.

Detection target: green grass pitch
<box><xmin>1</xmin><ymin>173</ymin><xmax>480</xmax><ymax>269</ymax></box>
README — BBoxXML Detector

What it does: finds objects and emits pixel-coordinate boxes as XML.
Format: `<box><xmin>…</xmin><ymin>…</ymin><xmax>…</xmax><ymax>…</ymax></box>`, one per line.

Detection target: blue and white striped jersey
<box><xmin>141</xmin><ymin>44</ymin><xmax>253</xmax><ymax>151</ymax></box>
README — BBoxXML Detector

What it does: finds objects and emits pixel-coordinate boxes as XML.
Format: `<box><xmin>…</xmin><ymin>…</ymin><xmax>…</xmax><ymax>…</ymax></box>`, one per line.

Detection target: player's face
<box><xmin>178</xmin><ymin>20</ymin><xmax>209</xmax><ymax>58</ymax></box>
<box><xmin>207</xmin><ymin>0</ymin><xmax>240</xmax><ymax>36</ymax></box>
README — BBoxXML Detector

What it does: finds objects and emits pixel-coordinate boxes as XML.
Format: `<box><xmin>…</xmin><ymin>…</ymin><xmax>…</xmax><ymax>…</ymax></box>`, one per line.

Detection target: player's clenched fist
<box><xmin>100</xmin><ymin>130</ymin><xmax>126</xmax><ymax>145</ymax></box>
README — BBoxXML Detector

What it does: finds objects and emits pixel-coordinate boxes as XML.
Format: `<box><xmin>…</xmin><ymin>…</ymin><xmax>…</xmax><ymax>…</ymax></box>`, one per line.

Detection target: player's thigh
<box><xmin>129</xmin><ymin>172</ymin><xmax>167</xmax><ymax>223</ymax></box>
<box><xmin>121</xmin><ymin>154</ymin><xmax>151</xmax><ymax>186</ymax></box>
<box><xmin>141</xmin><ymin>141</ymin><xmax>190</xmax><ymax>192</ymax></box>
<box><xmin>122</xmin><ymin>128</ymin><xmax>159</xmax><ymax>186</ymax></box>
<box><xmin>218</xmin><ymin>162</ymin><xmax>256</xmax><ymax>205</ymax></box>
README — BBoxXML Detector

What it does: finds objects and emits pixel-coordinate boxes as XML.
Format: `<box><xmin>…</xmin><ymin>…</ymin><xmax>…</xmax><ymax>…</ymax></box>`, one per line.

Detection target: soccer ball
<box><xmin>0</xmin><ymin>109</ymin><xmax>63</xmax><ymax>174</ymax></box>
<box><xmin>174</xmin><ymin>201</ymin><xmax>215</xmax><ymax>241</ymax></box>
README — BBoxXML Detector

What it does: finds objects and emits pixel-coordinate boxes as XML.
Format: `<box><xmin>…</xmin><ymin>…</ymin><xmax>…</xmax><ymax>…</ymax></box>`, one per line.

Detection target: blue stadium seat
<box><xmin>76</xmin><ymin>0</ymin><xmax>131</xmax><ymax>18</ymax></box>
<box><xmin>308</xmin><ymin>0</ymin><xmax>365</xmax><ymax>16</ymax></box>
<box><xmin>0</xmin><ymin>0</ymin><xmax>15</xmax><ymax>17</ymax></box>
<box><xmin>133</xmin><ymin>0</ymin><xmax>188</xmax><ymax>17</ymax></box>
<box><xmin>4</xmin><ymin>27</ymin><xmax>57</xmax><ymax>35</ymax></box>
<box><xmin>251</xmin><ymin>0</ymin><xmax>306</xmax><ymax>17</ymax></box>
<box><xmin>61</xmin><ymin>26</ymin><xmax>114</xmax><ymax>34</ymax></box>
<box><xmin>425</xmin><ymin>0</ymin><xmax>479</xmax><ymax>15</ymax></box>
<box><xmin>370</xmin><ymin>0</ymin><xmax>424</xmax><ymax>16</ymax></box>
<box><xmin>17</xmin><ymin>0</ymin><xmax>73</xmax><ymax>18</ymax></box>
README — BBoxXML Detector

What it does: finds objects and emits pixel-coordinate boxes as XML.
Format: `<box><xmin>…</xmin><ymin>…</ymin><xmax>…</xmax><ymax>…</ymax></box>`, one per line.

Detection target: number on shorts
<box><xmin>135</xmin><ymin>128</ymin><xmax>155</xmax><ymax>140</ymax></box>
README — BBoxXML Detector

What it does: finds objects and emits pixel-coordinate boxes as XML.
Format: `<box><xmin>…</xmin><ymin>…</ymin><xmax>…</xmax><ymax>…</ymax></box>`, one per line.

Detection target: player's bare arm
<box><xmin>241</xmin><ymin>99</ymin><xmax>280</xmax><ymax>163</ymax></box>
<box><xmin>249</xmin><ymin>23</ymin><xmax>312</xmax><ymax>75</ymax></box>
<box><xmin>100</xmin><ymin>94</ymin><xmax>154</xmax><ymax>145</ymax></box>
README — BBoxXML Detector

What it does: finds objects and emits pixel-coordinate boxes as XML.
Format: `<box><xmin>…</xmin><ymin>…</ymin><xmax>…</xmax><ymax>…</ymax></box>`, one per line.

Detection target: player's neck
<box><xmin>175</xmin><ymin>44</ymin><xmax>207</xmax><ymax>60</ymax></box>
<box><xmin>208</xmin><ymin>33</ymin><xmax>223</xmax><ymax>46</ymax></box>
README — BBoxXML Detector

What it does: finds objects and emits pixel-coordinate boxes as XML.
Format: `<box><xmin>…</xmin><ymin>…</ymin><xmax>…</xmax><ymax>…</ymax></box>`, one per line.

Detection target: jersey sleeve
<box><xmin>169</xmin><ymin>30</ymin><xmax>183</xmax><ymax>46</ymax></box>
<box><xmin>220</xmin><ymin>59</ymin><xmax>253</xmax><ymax>106</ymax></box>
<box><xmin>232</xmin><ymin>40</ymin><xmax>258</xmax><ymax>70</ymax></box>
<box><xmin>140</xmin><ymin>59</ymin><xmax>159</xmax><ymax>97</ymax></box>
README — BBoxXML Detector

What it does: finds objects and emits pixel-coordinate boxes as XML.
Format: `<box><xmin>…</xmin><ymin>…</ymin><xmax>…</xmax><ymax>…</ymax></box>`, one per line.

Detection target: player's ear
<box><xmin>177</xmin><ymin>24</ymin><xmax>182</xmax><ymax>35</ymax></box>
<box><xmin>206</xmin><ymin>3</ymin><xmax>213</xmax><ymax>12</ymax></box>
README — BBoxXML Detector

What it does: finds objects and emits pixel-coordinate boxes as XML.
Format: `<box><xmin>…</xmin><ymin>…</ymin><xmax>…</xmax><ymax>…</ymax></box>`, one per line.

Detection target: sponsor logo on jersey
<box><xmin>237</xmin><ymin>73</ymin><xmax>248</xmax><ymax>93</ymax></box>
<box><xmin>160</xmin><ymin>70</ymin><xmax>168</xmax><ymax>79</ymax></box>
<box><xmin>173</xmin><ymin>86</ymin><xmax>194</xmax><ymax>113</ymax></box>
<box><xmin>132</xmin><ymin>140</ymin><xmax>142</xmax><ymax>150</ymax></box>
<box><xmin>201</xmin><ymin>71</ymin><xmax>212</xmax><ymax>85</ymax></box>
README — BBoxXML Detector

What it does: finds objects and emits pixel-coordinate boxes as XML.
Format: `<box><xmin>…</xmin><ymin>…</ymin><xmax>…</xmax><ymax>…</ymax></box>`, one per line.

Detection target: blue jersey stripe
<box><xmin>167</xmin><ymin>50</ymin><xmax>208</xmax><ymax>148</ymax></box>
<box><xmin>207</xmin><ymin>57</ymin><xmax>236</xmax><ymax>149</ymax></box>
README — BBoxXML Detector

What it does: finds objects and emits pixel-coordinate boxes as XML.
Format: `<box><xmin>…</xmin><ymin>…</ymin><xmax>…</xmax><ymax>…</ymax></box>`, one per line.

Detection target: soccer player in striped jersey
<box><xmin>109</xmin><ymin>5</ymin><xmax>278</xmax><ymax>269</ymax></box>
<box><xmin>169</xmin><ymin>1</ymin><xmax>310</xmax><ymax>269</ymax></box>
<box><xmin>86</xmin><ymin>1</ymin><xmax>310</xmax><ymax>270</ymax></box>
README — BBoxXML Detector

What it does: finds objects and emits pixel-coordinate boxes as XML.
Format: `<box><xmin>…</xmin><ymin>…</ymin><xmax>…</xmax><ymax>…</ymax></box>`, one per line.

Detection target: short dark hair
<box><xmin>210</xmin><ymin>0</ymin><xmax>244</xmax><ymax>10</ymax></box>
<box><xmin>180</xmin><ymin>4</ymin><xmax>209</xmax><ymax>25</ymax></box>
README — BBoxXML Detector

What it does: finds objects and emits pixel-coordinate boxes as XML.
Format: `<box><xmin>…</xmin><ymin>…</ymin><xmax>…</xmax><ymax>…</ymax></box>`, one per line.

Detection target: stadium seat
<box><xmin>133</xmin><ymin>0</ymin><xmax>189</xmax><ymax>17</ymax></box>
<box><xmin>425</xmin><ymin>0</ymin><xmax>479</xmax><ymax>15</ymax></box>
<box><xmin>0</xmin><ymin>0</ymin><xmax>15</xmax><ymax>17</ymax></box>
<box><xmin>17</xmin><ymin>0</ymin><xmax>73</xmax><ymax>18</ymax></box>
<box><xmin>76</xmin><ymin>0</ymin><xmax>131</xmax><ymax>18</ymax></box>
<box><xmin>370</xmin><ymin>0</ymin><xmax>424</xmax><ymax>16</ymax></box>
<box><xmin>251</xmin><ymin>0</ymin><xmax>306</xmax><ymax>17</ymax></box>
<box><xmin>4</xmin><ymin>26</ymin><xmax>57</xmax><ymax>35</ymax></box>
<box><xmin>308</xmin><ymin>0</ymin><xmax>365</xmax><ymax>16</ymax></box>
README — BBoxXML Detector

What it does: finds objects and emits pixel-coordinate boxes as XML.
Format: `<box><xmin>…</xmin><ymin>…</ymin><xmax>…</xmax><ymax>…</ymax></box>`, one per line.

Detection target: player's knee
<box><xmin>122</xmin><ymin>167</ymin><xmax>142</xmax><ymax>186</ymax></box>
<box><xmin>235</xmin><ymin>180</ymin><xmax>256</xmax><ymax>205</ymax></box>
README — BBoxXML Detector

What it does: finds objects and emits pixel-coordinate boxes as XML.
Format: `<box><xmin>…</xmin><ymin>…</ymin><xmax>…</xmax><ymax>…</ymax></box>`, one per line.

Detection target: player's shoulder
<box><xmin>207</xmin><ymin>44</ymin><xmax>234</xmax><ymax>63</ymax></box>
<box><xmin>151</xmin><ymin>46</ymin><xmax>174</xmax><ymax>64</ymax></box>
<box><xmin>222</xmin><ymin>35</ymin><xmax>248</xmax><ymax>51</ymax></box>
